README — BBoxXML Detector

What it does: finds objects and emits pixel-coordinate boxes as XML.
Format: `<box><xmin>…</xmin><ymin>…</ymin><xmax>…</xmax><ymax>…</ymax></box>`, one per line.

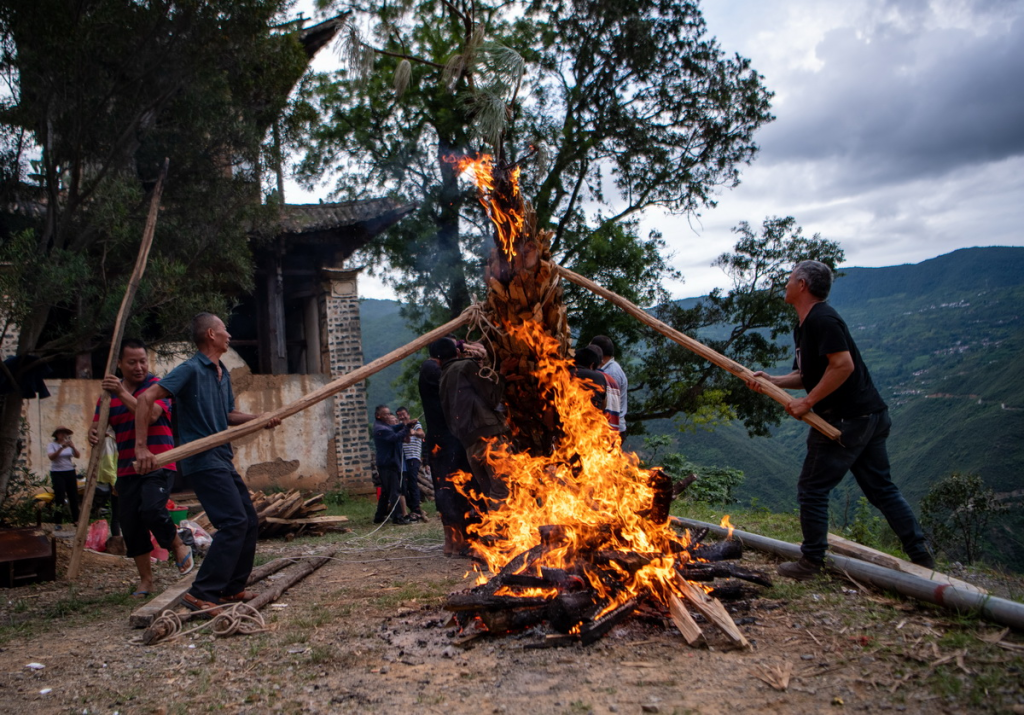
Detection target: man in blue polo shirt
<box><xmin>135</xmin><ymin>313</ymin><xmax>279</xmax><ymax>614</ymax></box>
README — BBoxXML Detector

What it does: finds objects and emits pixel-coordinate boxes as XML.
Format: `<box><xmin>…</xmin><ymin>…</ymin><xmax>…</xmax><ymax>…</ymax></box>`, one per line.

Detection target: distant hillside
<box><xmin>358</xmin><ymin>298</ymin><xmax>417</xmax><ymax>420</ymax></box>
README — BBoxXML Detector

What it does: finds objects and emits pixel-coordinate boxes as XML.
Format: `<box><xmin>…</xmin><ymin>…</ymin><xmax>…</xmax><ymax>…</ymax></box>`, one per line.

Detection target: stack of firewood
<box><xmin>193</xmin><ymin>490</ymin><xmax>348</xmax><ymax>538</ymax></box>
<box><xmin>446</xmin><ymin>525</ymin><xmax>765</xmax><ymax>649</ymax></box>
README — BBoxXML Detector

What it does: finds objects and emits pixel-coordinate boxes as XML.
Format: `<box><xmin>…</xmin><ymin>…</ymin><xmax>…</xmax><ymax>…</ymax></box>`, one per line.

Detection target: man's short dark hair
<box><xmin>590</xmin><ymin>335</ymin><xmax>614</xmax><ymax>359</ymax></box>
<box><xmin>429</xmin><ymin>337</ymin><xmax>458</xmax><ymax>361</ymax></box>
<box><xmin>119</xmin><ymin>338</ymin><xmax>148</xmax><ymax>358</ymax></box>
<box><xmin>792</xmin><ymin>261</ymin><xmax>833</xmax><ymax>300</ymax></box>
<box><xmin>574</xmin><ymin>345</ymin><xmax>602</xmax><ymax>370</ymax></box>
<box><xmin>396</xmin><ymin>406</ymin><xmax>408</xmax><ymax>415</ymax></box>
<box><xmin>191</xmin><ymin>312</ymin><xmax>221</xmax><ymax>346</ymax></box>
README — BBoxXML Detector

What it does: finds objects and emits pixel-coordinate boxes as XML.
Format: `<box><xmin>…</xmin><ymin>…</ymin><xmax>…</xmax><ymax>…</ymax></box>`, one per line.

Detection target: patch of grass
<box><xmin>373</xmin><ymin>579</ymin><xmax>455</xmax><ymax>608</ymax></box>
<box><xmin>293</xmin><ymin>608</ymin><xmax>333</xmax><ymax>629</ymax></box>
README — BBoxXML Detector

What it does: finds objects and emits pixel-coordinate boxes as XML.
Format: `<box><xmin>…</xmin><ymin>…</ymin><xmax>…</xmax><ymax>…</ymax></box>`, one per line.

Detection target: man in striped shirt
<box><xmin>89</xmin><ymin>339</ymin><xmax>192</xmax><ymax>597</ymax></box>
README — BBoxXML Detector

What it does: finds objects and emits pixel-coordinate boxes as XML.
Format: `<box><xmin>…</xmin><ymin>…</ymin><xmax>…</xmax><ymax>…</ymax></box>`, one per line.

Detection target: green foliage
<box><xmin>835</xmin><ymin>496</ymin><xmax>900</xmax><ymax>553</ymax></box>
<box><xmin>640</xmin><ymin>435</ymin><xmax>744</xmax><ymax>506</ymax></box>
<box><xmin>920</xmin><ymin>472</ymin><xmax>1003</xmax><ymax>565</ymax></box>
<box><xmin>630</xmin><ymin>216</ymin><xmax>845</xmax><ymax>437</ymax></box>
<box><xmin>294</xmin><ymin>0</ymin><xmax>772</xmax><ymax>333</ymax></box>
<box><xmin>0</xmin><ymin>0</ymin><xmax>307</xmax><ymax>355</ymax></box>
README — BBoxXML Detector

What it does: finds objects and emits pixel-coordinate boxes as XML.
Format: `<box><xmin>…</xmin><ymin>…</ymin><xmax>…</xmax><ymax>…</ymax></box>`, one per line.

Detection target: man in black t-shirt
<box><xmin>749</xmin><ymin>261</ymin><xmax>933</xmax><ymax>580</ymax></box>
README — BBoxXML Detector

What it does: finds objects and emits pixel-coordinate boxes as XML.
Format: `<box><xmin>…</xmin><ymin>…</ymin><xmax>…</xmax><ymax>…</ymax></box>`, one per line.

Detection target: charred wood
<box><xmin>691</xmin><ymin>539</ymin><xmax>743</xmax><ymax>562</ymax></box>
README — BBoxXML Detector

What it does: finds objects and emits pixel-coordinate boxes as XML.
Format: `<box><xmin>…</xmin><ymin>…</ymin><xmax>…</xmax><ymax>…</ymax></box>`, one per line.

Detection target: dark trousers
<box><xmin>188</xmin><ymin>466</ymin><xmax>258</xmax><ymax>602</ymax></box>
<box><xmin>373</xmin><ymin>464</ymin><xmax>403</xmax><ymax>523</ymax></box>
<box><xmin>115</xmin><ymin>470</ymin><xmax>177</xmax><ymax>558</ymax></box>
<box><xmin>50</xmin><ymin>470</ymin><xmax>79</xmax><ymax>525</ymax></box>
<box><xmin>429</xmin><ymin>434</ymin><xmax>474</xmax><ymax>528</ymax></box>
<box><xmin>403</xmin><ymin>458</ymin><xmax>422</xmax><ymax>513</ymax></box>
<box><xmin>798</xmin><ymin>409</ymin><xmax>929</xmax><ymax>564</ymax></box>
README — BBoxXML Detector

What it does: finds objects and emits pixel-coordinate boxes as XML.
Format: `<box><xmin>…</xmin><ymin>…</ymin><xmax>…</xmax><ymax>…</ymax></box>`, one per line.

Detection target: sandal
<box><xmin>175</xmin><ymin>546</ymin><xmax>194</xmax><ymax>575</ymax></box>
<box><xmin>181</xmin><ymin>592</ymin><xmax>224</xmax><ymax>617</ymax></box>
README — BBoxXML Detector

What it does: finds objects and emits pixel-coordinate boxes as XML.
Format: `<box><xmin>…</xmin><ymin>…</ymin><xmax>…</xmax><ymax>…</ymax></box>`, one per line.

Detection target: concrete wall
<box><xmin>22</xmin><ymin>354</ymin><xmax>350</xmax><ymax>494</ymax></box>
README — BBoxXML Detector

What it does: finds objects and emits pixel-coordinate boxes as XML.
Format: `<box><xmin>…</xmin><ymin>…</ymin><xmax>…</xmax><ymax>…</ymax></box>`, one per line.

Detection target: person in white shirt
<box><xmin>590</xmin><ymin>335</ymin><xmax>628</xmax><ymax>437</ymax></box>
<box><xmin>47</xmin><ymin>426</ymin><xmax>81</xmax><ymax>526</ymax></box>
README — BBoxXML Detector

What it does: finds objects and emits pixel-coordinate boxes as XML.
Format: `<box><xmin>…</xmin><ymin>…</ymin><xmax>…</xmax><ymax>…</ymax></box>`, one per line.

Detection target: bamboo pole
<box><xmin>555</xmin><ymin>265</ymin><xmax>841</xmax><ymax>442</ymax></box>
<box><xmin>137</xmin><ymin>310</ymin><xmax>473</xmax><ymax>471</ymax></box>
<box><xmin>69</xmin><ymin>159</ymin><xmax>169</xmax><ymax>580</ymax></box>
<box><xmin>670</xmin><ymin>517</ymin><xmax>1024</xmax><ymax>631</ymax></box>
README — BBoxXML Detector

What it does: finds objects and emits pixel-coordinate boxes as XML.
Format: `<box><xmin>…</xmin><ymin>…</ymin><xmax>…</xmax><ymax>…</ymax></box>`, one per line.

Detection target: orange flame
<box><xmin>447</xmin><ymin>153</ymin><xmax>524</xmax><ymax>261</ymax></box>
<box><xmin>720</xmin><ymin>515</ymin><xmax>734</xmax><ymax>540</ymax></box>
<box><xmin>453</xmin><ymin>321</ymin><xmax>690</xmax><ymax>611</ymax></box>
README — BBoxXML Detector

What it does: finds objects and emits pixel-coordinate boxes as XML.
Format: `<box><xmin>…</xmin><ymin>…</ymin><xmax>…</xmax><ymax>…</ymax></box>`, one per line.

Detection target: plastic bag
<box><xmin>179</xmin><ymin>519</ymin><xmax>213</xmax><ymax>552</ymax></box>
<box><xmin>84</xmin><ymin>520</ymin><xmax>109</xmax><ymax>552</ymax></box>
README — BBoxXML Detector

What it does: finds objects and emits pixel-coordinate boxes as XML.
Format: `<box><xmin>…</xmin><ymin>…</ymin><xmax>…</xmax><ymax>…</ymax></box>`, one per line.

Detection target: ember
<box><xmin>444</xmin><ymin>152</ymin><xmax>768</xmax><ymax>648</ymax></box>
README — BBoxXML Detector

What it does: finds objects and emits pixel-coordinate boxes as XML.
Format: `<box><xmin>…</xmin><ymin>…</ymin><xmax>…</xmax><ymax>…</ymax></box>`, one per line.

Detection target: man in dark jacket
<box><xmin>420</xmin><ymin>339</ymin><xmax>476</xmax><ymax>554</ymax></box>
<box><xmin>438</xmin><ymin>339</ymin><xmax>510</xmax><ymax>508</ymax></box>
<box><xmin>372</xmin><ymin>405</ymin><xmax>413</xmax><ymax>525</ymax></box>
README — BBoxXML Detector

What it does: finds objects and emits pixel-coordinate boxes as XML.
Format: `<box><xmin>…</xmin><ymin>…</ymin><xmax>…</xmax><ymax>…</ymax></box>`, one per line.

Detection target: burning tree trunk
<box><xmin>446</xmin><ymin>153</ymin><xmax>762</xmax><ymax>649</ymax></box>
<box><xmin>453</xmin><ymin>154</ymin><xmax>570</xmax><ymax>455</ymax></box>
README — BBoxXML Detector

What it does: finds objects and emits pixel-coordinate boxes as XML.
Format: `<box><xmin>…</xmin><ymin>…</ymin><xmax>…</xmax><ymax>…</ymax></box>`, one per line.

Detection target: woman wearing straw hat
<box><xmin>47</xmin><ymin>426</ymin><xmax>81</xmax><ymax>527</ymax></box>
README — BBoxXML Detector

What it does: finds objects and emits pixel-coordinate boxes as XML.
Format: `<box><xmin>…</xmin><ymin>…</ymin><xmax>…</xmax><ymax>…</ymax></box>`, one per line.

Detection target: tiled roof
<box><xmin>276</xmin><ymin>198</ymin><xmax>413</xmax><ymax>235</ymax></box>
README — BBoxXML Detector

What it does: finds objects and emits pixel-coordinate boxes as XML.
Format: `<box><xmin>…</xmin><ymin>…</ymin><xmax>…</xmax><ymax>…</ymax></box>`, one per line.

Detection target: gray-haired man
<box><xmin>748</xmin><ymin>260</ymin><xmax>933</xmax><ymax>579</ymax></box>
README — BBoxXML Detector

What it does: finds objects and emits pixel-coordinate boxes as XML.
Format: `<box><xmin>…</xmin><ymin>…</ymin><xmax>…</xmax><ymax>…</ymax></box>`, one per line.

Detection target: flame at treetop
<box><xmin>452</xmin><ymin>321</ymin><xmax>696</xmax><ymax>613</ymax></box>
<box><xmin>447</xmin><ymin>153</ymin><xmax>524</xmax><ymax>261</ymax></box>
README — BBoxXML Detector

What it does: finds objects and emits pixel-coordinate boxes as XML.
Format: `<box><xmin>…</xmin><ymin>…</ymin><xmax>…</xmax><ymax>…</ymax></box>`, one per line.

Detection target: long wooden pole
<box><xmin>137</xmin><ymin>310</ymin><xmax>474</xmax><ymax>471</ymax></box>
<box><xmin>555</xmin><ymin>265</ymin><xmax>842</xmax><ymax>442</ymax></box>
<box><xmin>69</xmin><ymin>159</ymin><xmax>170</xmax><ymax>579</ymax></box>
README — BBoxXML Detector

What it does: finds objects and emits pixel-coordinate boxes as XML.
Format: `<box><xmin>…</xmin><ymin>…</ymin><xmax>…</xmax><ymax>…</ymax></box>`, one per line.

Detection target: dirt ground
<box><xmin>2</xmin><ymin>519</ymin><xmax>1023</xmax><ymax>715</ymax></box>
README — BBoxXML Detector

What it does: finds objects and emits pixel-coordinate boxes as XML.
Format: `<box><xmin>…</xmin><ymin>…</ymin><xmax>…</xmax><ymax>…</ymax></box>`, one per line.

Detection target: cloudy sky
<box><xmin>295</xmin><ymin>0</ymin><xmax>1024</xmax><ymax>300</ymax></box>
<box><xmin>667</xmin><ymin>0</ymin><xmax>1024</xmax><ymax>296</ymax></box>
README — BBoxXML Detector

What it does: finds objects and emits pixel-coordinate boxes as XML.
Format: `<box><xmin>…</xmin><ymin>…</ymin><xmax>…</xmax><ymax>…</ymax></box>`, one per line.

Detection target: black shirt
<box><xmin>793</xmin><ymin>303</ymin><xmax>886</xmax><ymax>418</ymax></box>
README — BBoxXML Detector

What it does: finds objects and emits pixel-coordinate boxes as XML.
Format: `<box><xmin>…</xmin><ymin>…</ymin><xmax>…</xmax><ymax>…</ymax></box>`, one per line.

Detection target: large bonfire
<box><xmin>444</xmin><ymin>153</ymin><xmax>755</xmax><ymax>648</ymax></box>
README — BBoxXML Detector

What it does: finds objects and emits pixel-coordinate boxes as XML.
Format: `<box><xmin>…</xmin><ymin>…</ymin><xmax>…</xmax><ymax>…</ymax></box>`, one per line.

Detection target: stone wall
<box><xmin>321</xmin><ymin>269</ymin><xmax>374</xmax><ymax>494</ymax></box>
<box><xmin>23</xmin><ymin>370</ymin><xmax>337</xmax><ymax>493</ymax></box>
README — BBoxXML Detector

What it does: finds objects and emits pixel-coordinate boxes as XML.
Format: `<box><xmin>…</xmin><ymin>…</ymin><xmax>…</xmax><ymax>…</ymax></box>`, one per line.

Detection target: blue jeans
<box><xmin>798</xmin><ymin>409</ymin><xmax>929</xmax><ymax>564</ymax></box>
<box><xmin>188</xmin><ymin>465</ymin><xmax>258</xmax><ymax>602</ymax></box>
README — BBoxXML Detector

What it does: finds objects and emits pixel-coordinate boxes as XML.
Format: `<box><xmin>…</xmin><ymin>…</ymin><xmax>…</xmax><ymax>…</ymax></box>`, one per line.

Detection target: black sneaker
<box><xmin>777</xmin><ymin>557</ymin><xmax>824</xmax><ymax>581</ymax></box>
<box><xmin>391</xmin><ymin>515</ymin><xmax>411</xmax><ymax>525</ymax></box>
<box><xmin>911</xmin><ymin>554</ymin><xmax>936</xmax><ymax>569</ymax></box>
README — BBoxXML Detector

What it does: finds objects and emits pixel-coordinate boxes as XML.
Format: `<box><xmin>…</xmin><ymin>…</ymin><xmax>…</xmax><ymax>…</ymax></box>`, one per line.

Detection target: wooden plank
<box><xmin>676</xmin><ymin>578</ymin><xmax>751</xmax><ymax>650</ymax></box>
<box><xmin>264</xmin><ymin>515</ymin><xmax>349</xmax><ymax>525</ymax></box>
<box><xmin>129</xmin><ymin>572</ymin><xmax>196</xmax><ymax>629</ymax></box>
<box><xmin>668</xmin><ymin>592</ymin><xmax>705</xmax><ymax>646</ymax></box>
<box><xmin>826</xmin><ymin>532</ymin><xmax>985</xmax><ymax>594</ymax></box>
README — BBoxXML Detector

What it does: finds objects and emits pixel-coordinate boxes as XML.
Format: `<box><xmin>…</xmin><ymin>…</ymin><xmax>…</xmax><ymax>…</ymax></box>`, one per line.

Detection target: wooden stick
<box><xmin>668</xmin><ymin>592</ymin><xmax>705</xmax><ymax>646</ymax></box>
<box><xmin>676</xmin><ymin>577</ymin><xmax>751</xmax><ymax>650</ymax></box>
<box><xmin>137</xmin><ymin>310</ymin><xmax>473</xmax><ymax>471</ymax></box>
<box><xmin>555</xmin><ymin>265</ymin><xmax>841</xmax><ymax>442</ymax></box>
<box><xmin>69</xmin><ymin>159</ymin><xmax>170</xmax><ymax>580</ymax></box>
